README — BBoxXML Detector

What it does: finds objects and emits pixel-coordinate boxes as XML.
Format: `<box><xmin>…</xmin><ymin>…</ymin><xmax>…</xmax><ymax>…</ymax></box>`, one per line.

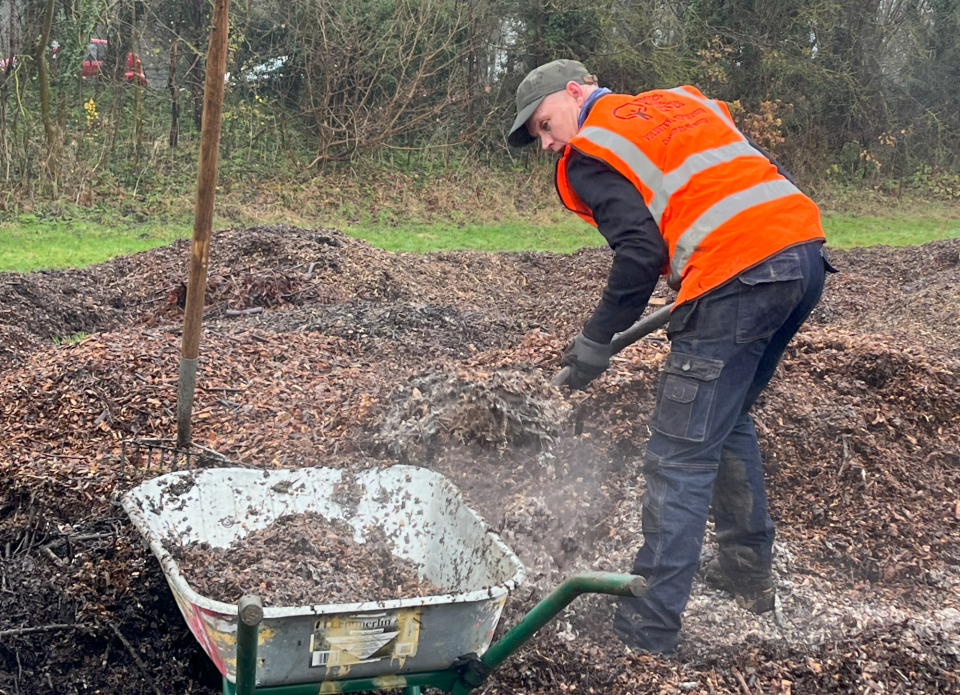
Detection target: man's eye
<box><xmin>540</xmin><ymin>121</ymin><xmax>550</xmax><ymax>132</ymax></box>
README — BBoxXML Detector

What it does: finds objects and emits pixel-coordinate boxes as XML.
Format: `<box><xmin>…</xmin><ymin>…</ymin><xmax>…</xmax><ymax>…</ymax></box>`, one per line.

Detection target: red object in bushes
<box><xmin>81</xmin><ymin>39</ymin><xmax>146</xmax><ymax>84</ymax></box>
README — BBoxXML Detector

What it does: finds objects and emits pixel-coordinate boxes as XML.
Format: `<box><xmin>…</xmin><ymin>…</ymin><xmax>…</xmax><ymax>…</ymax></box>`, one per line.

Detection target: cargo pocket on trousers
<box><xmin>650</xmin><ymin>353</ymin><xmax>724</xmax><ymax>442</ymax></box>
<box><xmin>736</xmin><ymin>249</ymin><xmax>804</xmax><ymax>343</ymax></box>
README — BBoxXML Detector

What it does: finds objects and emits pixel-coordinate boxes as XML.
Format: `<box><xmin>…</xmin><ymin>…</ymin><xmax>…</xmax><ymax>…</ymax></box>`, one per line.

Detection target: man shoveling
<box><xmin>508</xmin><ymin>59</ymin><xmax>835</xmax><ymax>654</ymax></box>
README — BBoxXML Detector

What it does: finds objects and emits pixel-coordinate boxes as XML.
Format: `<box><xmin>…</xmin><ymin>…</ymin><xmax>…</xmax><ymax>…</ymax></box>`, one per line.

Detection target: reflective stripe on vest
<box><xmin>577</xmin><ymin>125</ymin><xmax>774</xmax><ymax>226</ymax></box>
<box><xmin>668</xmin><ymin>87</ymin><xmax>737</xmax><ymax>127</ymax></box>
<box><xmin>669</xmin><ymin>177</ymin><xmax>800</xmax><ymax>286</ymax></box>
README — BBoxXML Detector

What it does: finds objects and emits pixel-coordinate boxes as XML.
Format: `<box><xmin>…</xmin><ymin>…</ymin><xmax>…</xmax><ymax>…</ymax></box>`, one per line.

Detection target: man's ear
<box><xmin>566</xmin><ymin>80</ymin><xmax>585</xmax><ymax>104</ymax></box>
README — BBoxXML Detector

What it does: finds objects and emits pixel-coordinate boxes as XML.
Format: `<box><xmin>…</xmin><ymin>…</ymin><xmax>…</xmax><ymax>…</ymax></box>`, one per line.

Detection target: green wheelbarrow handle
<box><xmin>450</xmin><ymin>571</ymin><xmax>646</xmax><ymax>694</ymax></box>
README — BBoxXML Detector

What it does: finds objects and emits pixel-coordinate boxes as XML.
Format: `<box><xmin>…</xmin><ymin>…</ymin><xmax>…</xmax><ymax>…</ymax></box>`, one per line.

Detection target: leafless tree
<box><xmin>286</xmin><ymin>0</ymin><xmax>469</xmax><ymax>162</ymax></box>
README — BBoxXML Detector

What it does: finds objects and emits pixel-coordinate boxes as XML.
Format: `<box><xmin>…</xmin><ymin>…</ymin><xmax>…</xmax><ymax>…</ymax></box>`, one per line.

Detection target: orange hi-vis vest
<box><xmin>556</xmin><ymin>86</ymin><xmax>825</xmax><ymax>306</ymax></box>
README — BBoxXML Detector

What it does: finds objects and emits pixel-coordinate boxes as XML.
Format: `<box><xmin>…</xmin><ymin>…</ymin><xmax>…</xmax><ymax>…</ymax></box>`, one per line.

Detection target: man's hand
<box><xmin>561</xmin><ymin>333</ymin><xmax>611</xmax><ymax>389</ymax></box>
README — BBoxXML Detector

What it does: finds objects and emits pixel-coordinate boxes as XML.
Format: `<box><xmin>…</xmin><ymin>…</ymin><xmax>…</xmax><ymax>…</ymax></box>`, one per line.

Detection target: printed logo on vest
<box><xmin>613</xmin><ymin>93</ymin><xmax>693</xmax><ymax>121</ymax></box>
<box><xmin>613</xmin><ymin>102</ymin><xmax>653</xmax><ymax>120</ymax></box>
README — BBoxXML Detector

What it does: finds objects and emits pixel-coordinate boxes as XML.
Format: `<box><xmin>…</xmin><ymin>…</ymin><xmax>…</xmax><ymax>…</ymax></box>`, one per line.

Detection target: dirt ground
<box><xmin>1</xmin><ymin>225</ymin><xmax>959</xmax><ymax>694</ymax></box>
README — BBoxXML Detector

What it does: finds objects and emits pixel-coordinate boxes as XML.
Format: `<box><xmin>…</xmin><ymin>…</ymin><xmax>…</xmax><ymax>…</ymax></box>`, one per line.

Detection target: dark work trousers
<box><xmin>618</xmin><ymin>239</ymin><xmax>828</xmax><ymax>653</ymax></box>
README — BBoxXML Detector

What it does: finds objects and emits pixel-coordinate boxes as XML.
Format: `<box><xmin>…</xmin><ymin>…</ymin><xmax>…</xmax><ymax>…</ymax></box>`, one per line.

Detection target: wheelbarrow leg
<box><xmin>236</xmin><ymin>595</ymin><xmax>264</xmax><ymax>695</ymax></box>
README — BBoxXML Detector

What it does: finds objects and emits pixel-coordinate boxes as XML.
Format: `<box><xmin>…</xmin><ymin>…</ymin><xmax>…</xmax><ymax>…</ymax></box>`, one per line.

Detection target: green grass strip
<box><xmin>0</xmin><ymin>218</ymin><xmax>190</xmax><ymax>273</ymax></box>
<box><xmin>343</xmin><ymin>219</ymin><xmax>601</xmax><ymax>254</ymax></box>
<box><xmin>820</xmin><ymin>211</ymin><xmax>960</xmax><ymax>248</ymax></box>
<box><xmin>1</xmin><ymin>210</ymin><xmax>958</xmax><ymax>273</ymax></box>
<box><xmin>348</xmin><ymin>213</ymin><xmax>960</xmax><ymax>254</ymax></box>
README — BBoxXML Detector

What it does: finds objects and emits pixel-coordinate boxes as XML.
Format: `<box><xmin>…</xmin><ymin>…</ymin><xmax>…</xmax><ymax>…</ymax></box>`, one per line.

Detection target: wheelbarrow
<box><xmin>122</xmin><ymin>465</ymin><xmax>646</xmax><ymax>695</ymax></box>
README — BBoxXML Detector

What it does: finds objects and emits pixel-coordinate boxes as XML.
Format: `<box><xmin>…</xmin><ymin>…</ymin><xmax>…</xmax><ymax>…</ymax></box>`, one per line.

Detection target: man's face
<box><xmin>526</xmin><ymin>81</ymin><xmax>588</xmax><ymax>153</ymax></box>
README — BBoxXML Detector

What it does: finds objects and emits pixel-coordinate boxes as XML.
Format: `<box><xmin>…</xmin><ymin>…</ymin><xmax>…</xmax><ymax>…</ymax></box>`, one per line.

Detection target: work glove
<box><xmin>561</xmin><ymin>333</ymin><xmax>611</xmax><ymax>390</ymax></box>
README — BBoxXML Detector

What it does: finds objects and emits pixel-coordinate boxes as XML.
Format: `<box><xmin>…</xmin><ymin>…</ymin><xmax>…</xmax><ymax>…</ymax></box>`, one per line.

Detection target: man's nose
<box><xmin>540</xmin><ymin>136</ymin><xmax>552</xmax><ymax>151</ymax></box>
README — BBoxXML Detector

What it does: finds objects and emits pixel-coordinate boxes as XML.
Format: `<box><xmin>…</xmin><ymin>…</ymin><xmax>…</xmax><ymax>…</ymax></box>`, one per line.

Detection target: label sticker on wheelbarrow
<box><xmin>309</xmin><ymin>609</ymin><xmax>420</xmax><ymax>668</ymax></box>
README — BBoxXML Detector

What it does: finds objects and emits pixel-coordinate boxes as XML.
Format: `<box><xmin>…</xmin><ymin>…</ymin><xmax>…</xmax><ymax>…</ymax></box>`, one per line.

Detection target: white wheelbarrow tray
<box><xmin>121</xmin><ymin>465</ymin><xmax>525</xmax><ymax>688</ymax></box>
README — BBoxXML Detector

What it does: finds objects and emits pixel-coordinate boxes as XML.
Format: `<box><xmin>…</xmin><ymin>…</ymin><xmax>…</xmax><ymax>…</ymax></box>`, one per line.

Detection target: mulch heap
<box><xmin>1</xmin><ymin>226</ymin><xmax>960</xmax><ymax>694</ymax></box>
<box><xmin>174</xmin><ymin>512</ymin><xmax>442</xmax><ymax>606</ymax></box>
<box><xmin>376</xmin><ymin>368</ymin><xmax>572</xmax><ymax>461</ymax></box>
<box><xmin>0</xmin><ymin>224</ymin><xmax>593</xmax><ymax>343</ymax></box>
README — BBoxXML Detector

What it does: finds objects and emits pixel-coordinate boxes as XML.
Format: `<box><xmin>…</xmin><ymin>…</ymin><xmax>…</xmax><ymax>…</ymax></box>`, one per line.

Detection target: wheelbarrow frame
<box><xmin>226</xmin><ymin>571</ymin><xmax>646</xmax><ymax>695</ymax></box>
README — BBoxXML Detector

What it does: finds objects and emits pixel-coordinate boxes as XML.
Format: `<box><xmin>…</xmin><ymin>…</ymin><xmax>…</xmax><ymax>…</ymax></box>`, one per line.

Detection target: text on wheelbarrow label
<box><xmin>309</xmin><ymin>609</ymin><xmax>420</xmax><ymax>668</ymax></box>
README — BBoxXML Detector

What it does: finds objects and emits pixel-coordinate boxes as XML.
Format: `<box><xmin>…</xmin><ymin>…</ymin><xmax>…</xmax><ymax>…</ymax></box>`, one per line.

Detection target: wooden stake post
<box><xmin>176</xmin><ymin>0</ymin><xmax>231</xmax><ymax>449</ymax></box>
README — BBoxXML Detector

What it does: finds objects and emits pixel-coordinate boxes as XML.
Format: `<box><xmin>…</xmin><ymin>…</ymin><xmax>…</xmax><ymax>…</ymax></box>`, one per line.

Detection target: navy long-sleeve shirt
<box><xmin>567</xmin><ymin>132</ymin><xmax>794</xmax><ymax>344</ymax></box>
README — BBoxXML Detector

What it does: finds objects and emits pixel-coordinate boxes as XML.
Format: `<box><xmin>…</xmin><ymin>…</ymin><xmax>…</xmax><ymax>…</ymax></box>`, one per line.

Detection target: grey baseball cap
<box><xmin>508</xmin><ymin>59</ymin><xmax>594</xmax><ymax>147</ymax></box>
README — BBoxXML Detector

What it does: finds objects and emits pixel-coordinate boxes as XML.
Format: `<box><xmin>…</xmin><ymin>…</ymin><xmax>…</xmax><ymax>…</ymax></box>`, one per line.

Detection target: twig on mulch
<box><xmin>44</xmin><ymin>532</ymin><xmax>116</xmax><ymax>551</ymax></box>
<box><xmin>40</xmin><ymin>545</ymin><xmax>65</xmax><ymax>567</ymax></box>
<box><xmin>0</xmin><ymin>623</ymin><xmax>88</xmax><ymax>638</ymax></box>
<box><xmin>108</xmin><ymin>621</ymin><xmax>164</xmax><ymax>695</ymax></box>
<box><xmin>225</xmin><ymin>306</ymin><xmax>263</xmax><ymax>317</ymax></box>
<box><xmin>730</xmin><ymin>667</ymin><xmax>755</xmax><ymax>695</ymax></box>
